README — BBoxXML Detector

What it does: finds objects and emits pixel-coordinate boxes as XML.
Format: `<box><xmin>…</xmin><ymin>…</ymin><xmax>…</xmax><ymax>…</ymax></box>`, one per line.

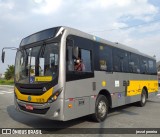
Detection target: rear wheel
<box><xmin>92</xmin><ymin>95</ymin><xmax>109</xmax><ymax>122</ymax></box>
<box><xmin>137</xmin><ymin>89</ymin><xmax>147</xmax><ymax>107</ymax></box>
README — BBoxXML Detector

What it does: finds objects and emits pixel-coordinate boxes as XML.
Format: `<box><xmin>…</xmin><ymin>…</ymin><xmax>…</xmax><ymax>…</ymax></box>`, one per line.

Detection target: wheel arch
<box><xmin>98</xmin><ymin>89</ymin><xmax>112</xmax><ymax>108</ymax></box>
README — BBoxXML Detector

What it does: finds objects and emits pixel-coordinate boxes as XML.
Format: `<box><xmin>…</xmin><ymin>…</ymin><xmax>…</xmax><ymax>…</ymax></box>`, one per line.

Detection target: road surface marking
<box><xmin>1</xmin><ymin>91</ymin><xmax>13</xmax><ymax>93</ymax></box>
<box><xmin>0</xmin><ymin>91</ymin><xmax>13</xmax><ymax>94</ymax></box>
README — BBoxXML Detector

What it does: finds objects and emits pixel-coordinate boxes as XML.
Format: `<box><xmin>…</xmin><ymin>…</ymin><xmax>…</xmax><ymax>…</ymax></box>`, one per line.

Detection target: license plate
<box><xmin>25</xmin><ymin>105</ymin><xmax>33</xmax><ymax>110</ymax></box>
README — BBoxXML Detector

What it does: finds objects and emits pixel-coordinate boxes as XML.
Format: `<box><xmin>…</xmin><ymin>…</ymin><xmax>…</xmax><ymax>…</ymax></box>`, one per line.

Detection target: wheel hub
<box><xmin>142</xmin><ymin>93</ymin><xmax>146</xmax><ymax>103</ymax></box>
<box><xmin>98</xmin><ymin>101</ymin><xmax>107</xmax><ymax>118</ymax></box>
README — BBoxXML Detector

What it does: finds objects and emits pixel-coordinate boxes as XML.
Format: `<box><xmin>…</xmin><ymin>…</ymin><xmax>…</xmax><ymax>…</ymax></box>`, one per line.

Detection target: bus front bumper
<box><xmin>14</xmin><ymin>96</ymin><xmax>64</xmax><ymax>121</ymax></box>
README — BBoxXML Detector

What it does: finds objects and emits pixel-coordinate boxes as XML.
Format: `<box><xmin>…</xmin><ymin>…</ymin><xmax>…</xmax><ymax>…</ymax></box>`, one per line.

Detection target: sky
<box><xmin>0</xmin><ymin>0</ymin><xmax>160</xmax><ymax>73</ymax></box>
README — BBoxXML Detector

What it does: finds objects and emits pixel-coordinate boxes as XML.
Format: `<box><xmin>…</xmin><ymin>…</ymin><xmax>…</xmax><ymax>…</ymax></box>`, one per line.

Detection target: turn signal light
<box><xmin>68</xmin><ymin>104</ymin><xmax>72</xmax><ymax>108</ymax></box>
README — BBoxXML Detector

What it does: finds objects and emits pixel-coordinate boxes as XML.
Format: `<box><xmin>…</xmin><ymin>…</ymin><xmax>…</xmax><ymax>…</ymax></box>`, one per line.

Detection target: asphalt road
<box><xmin>0</xmin><ymin>85</ymin><xmax>160</xmax><ymax>137</ymax></box>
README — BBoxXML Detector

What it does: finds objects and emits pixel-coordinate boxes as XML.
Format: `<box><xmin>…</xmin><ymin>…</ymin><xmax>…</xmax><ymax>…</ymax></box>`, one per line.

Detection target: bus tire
<box><xmin>92</xmin><ymin>95</ymin><xmax>108</xmax><ymax>122</ymax></box>
<box><xmin>137</xmin><ymin>89</ymin><xmax>147</xmax><ymax>107</ymax></box>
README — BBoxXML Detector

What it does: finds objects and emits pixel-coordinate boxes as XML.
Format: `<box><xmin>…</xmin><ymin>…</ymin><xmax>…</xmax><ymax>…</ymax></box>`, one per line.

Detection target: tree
<box><xmin>4</xmin><ymin>65</ymin><xmax>15</xmax><ymax>80</ymax></box>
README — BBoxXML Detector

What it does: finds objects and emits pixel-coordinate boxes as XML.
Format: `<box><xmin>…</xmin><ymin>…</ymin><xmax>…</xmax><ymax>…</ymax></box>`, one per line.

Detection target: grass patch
<box><xmin>0</xmin><ymin>79</ymin><xmax>14</xmax><ymax>85</ymax></box>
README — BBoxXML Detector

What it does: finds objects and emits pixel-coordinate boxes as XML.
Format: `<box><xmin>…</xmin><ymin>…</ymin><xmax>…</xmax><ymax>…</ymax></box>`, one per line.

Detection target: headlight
<box><xmin>47</xmin><ymin>88</ymin><xmax>62</xmax><ymax>103</ymax></box>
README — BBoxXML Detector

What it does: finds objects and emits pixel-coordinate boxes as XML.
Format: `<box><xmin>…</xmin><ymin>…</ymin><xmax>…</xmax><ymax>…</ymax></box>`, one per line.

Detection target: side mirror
<box><xmin>73</xmin><ymin>46</ymin><xmax>79</xmax><ymax>59</ymax></box>
<box><xmin>1</xmin><ymin>47</ymin><xmax>18</xmax><ymax>63</ymax></box>
<box><xmin>1</xmin><ymin>51</ymin><xmax>5</xmax><ymax>63</ymax></box>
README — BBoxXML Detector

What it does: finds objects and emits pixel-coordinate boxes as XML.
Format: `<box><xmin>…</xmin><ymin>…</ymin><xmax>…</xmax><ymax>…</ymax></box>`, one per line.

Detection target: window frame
<box><xmin>66</xmin><ymin>35</ymin><xmax>94</xmax><ymax>81</ymax></box>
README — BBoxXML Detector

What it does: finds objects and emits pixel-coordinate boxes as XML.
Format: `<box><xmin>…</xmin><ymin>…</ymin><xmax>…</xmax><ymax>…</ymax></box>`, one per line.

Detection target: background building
<box><xmin>0</xmin><ymin>73</ymin><xmax>5</xmax><ymax>79</ymax></box>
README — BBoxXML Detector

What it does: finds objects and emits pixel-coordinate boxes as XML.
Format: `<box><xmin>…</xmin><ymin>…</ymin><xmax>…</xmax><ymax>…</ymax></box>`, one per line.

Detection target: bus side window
<box><xmin>148</xmin><ymin>59</ymin><xmax>157</xmax><ymax>75</ymax></box>
<box><xmin>113</xmin><ymin>48</ymin><xmax>121</xmax><ymax>72</ymax></box>
<box><xmin>130</xmin><ymin>53</ymin><xmax>140</xmax><ymax>73</ymax></box>
<box><xmin>99</xmin><ymin>45</ymin><xmax>112</xmax><ymax>71</ymax></box>
<box><xmin>140</xmin><ymin>57</ymin><xmax>148</xmax><ymax>74</ymax></box>
<box><xmin>67</xmin><ymin>46</ymin><xmax>92</xmax><ymax>72</ymax></box>
<box><xmin>81</xmin><ymin>49</ymin><xmax>92</xmax><ymax>72</ymax></box>
<box><xmin>123</xmin><ymin>52</ymin><xmax>129</xmax><ymax>72</ymax></box>
<box><xmin>113</xmin><ymin>48</ymin><xmax>129</xmax><ymax>72</ymax></box>
<box><xmin>73</xmin><ymin>49</ymin><xmax>92</xmax><ymax>72</ymax></box>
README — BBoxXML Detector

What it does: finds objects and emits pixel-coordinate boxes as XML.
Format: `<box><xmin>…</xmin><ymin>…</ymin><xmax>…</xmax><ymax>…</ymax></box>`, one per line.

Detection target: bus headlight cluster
<box><xmin>47</xmin><ymin>88</ymin><xmax>62</xmax><ymax>103</ymax></box>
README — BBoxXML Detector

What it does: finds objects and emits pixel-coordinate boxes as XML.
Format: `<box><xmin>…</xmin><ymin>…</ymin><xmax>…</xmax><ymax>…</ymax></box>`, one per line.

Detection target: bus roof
<box><xmin>21</xmin><ymin>26</ymin><xmax>155</xmax><ymax>60</ymax></box>
<box><xmin>62</xmin><ymin>26</ymin><xmax>155</xmax><ymax>60</ymax></box>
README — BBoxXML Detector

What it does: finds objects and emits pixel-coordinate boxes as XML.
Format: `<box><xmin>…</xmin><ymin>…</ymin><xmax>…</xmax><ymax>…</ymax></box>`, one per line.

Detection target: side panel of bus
<box><xmin>63</xmin><ymin>34</ymin><xmax>158</xmax><ymax>121</ymax></box>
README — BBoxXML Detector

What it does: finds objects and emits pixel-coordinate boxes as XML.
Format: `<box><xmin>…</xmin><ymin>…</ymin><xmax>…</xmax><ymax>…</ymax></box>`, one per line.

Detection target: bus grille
<box><xmin>19</xmin><ymin>86</ymin><xmax>44</xmax><ymax>95</ymax></box>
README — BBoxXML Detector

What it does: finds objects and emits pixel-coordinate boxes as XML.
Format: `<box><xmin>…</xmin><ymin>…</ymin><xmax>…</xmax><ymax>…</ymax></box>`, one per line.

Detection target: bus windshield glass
<box><xmin>20</xmin><ymin>27</ymin><xmax>59</xmax><ymax>46</ymax></box>
<box><xmin>15</xmin><ymin>43</ymin><xmax>59</xmax><ymax>84</ymax></box>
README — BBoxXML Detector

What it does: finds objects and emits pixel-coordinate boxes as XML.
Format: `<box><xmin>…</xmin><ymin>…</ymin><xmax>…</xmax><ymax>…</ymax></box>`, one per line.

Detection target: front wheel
<box><xmin>137</xmin><ymin>89</ymin><xmax>147</xmax><ymax>107</ymax></box>
<box><xmin>92</xmin><ymin>95</ymin><xmax>109</xmax><ymax>122</ymax></box>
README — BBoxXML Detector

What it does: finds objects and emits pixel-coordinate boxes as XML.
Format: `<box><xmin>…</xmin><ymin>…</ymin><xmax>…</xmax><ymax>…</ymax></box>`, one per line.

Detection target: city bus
<box><xmin>2</xmin><ymin>26</ymin><xmax>158</xmax><ymax>122</ymax></box>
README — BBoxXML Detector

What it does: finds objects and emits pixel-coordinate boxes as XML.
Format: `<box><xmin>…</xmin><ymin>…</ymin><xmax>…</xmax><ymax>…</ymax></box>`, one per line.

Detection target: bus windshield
<box><xmin>20</xmin><ymin>27</ymin><xmax>60</xmax><ymax>46</ymax></box>
<box><xmin>15</xmin><ymin>43</ymin><xmax>59</xmax><ymax>84</ymax></box>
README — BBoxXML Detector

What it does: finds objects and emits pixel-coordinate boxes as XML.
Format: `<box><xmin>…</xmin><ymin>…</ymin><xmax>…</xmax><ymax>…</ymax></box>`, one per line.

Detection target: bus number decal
<box><xmin>78</xmin><ymin>99</ymin><xmax>85</xmax><ymax>106</ymax></box>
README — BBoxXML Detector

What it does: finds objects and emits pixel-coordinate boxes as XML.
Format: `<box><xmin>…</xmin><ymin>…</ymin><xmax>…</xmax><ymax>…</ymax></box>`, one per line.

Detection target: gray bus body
<box><xmin>14</xmin><ymin>26</ymin><xmax>158</xmax><ymax>121</ymax></box>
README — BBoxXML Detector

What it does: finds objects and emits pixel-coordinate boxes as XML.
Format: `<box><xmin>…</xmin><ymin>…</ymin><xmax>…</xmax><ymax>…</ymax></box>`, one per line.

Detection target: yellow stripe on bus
<box><xmin>127</xmin><ymin>80</ymin><xmax>158</xmax><ymax>96</ymax></box>
<box><xmin>14</xmin><ymin>87</ymin><xmax>53</xmax><ymax>103</ymax></box>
